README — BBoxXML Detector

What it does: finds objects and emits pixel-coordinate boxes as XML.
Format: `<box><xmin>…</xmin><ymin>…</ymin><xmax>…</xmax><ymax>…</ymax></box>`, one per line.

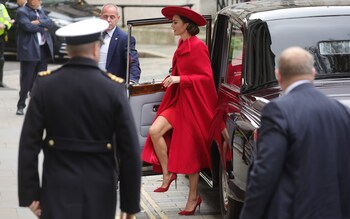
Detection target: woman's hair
<box><xmin>179</xmin><ymin>15</ymin><xmax>200</xmax><ymax>36</ymax></box>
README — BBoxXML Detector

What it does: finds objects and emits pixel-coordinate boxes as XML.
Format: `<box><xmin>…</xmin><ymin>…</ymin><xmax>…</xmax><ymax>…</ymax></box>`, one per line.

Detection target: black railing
<box><xmin>92</xmin><ymin>4</ymin><xmax>193</xmax><ymax>28</ymax></box>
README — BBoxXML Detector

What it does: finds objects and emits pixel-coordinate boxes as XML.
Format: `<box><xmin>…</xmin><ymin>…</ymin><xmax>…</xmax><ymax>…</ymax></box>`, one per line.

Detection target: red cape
<box><xmin>142</xmin><ymin>36</ymin><xmax>217</xmax><ymax>174</ymax></box>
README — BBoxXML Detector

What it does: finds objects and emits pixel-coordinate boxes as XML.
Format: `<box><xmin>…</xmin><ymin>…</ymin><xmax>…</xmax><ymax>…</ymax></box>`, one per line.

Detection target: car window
<box><xmin>129</xmin><ymin>19</ymin><xmax>209</xmax><ymax>84</ymax></box>
<box><xmin>225</xmin><ymin>25</ymin><xmax>243</xmax><ymax>88</ymax></box>
<box><xmin>131</xmin><ymin>23</ymin><xmax>175</xmax><ymax>83</ymax></box>
<box><xmin>268</xmin><ymin>15</ymin><xmax>350</xmax><ymax>77</ymax></box>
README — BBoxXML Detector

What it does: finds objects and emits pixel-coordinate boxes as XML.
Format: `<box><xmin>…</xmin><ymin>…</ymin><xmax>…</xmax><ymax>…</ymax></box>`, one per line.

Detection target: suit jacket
<box><xmin>240</xmin><ymin>83</ymin><xmax>350</xmax><ymax>219</ymax></box>
<box><xmin>15</xmin><ymin>4</ymin><xmax>53</xmax><ymax>61</ymax></box>
<box><xmin>18</xmin><ymin>57</ymin><xmax>141</xmax><ymax>219</ymax></box>
<box><xmin>106</xmin><ymin>27</ymin><xmax>140</xmax><ymax>82</ymax></box>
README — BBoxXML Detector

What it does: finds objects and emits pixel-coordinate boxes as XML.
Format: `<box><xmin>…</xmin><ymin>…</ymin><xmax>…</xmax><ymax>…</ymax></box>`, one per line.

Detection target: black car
<box><xmin>208</xmin><ymin>1</ymin><xmax>350</xmax><ymax>218</ymax></box>
<box><xmin>120</xmin><ymin>1</ymin><xmax>350</xmax><ymax>218</ymax></box>
<box><xmin>3</xmin><ymin>0</ymin><xmax>101</xmax><ymax>58</ymax></box>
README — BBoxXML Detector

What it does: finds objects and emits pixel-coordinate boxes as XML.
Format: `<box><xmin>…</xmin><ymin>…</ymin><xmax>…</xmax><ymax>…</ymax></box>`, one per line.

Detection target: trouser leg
<box><xmin>17</xmin><ymin>61</ymin><xmax>38</xmax><ymax>109</ymax></box>
<box><xmin>0</xmin><ymin>58</ymin><xmax>4</xmax><ymax>87</ymax></box>
<box><xmin>0</xmin><ymin>37</ymin><xmax>4</xmax><ymax>87</ymax></box>
<box><xmin>37</xmin><ymin>44</ymin><xmax>49</xmax><ymax>72</ymax></box>
<box><xmin>17</xmin><ymin>45</ymin><xmax>49</xmax><ymax>108</ymax></box>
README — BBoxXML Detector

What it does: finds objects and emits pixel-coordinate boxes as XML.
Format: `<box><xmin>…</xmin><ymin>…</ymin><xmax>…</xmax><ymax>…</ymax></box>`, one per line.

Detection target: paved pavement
<box><xmin>0</xmin><ymin>63</ymin><xmax>38</xmax><ymax>219</ymax></box>
<box><xmin>140</xmin><ymin>175</ymin><xmax>221</xmax><ymax>219</ymax></box>
<box><xmin>0</xmin><ymin>44</ymin><xmax>221</xmax><ymax>219</ymax></box>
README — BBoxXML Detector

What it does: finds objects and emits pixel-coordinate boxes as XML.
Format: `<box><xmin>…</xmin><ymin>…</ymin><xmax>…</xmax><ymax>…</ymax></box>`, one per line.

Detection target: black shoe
<box><xmin>16</xmin><ymin>108</ymin><xmax>24</xmax><ymax>115</ymax></box>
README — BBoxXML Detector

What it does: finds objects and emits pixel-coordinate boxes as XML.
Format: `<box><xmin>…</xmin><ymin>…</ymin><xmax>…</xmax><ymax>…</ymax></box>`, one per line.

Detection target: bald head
<box><xmin>66</xmin><ymin>41</ymin><xmax>101</xmax><ymax>63</ymax></box>
<box><xmin>278</xmin><ymin>47</ymin><xmax>315</xmax><ymax>79</ymax></box>
<box><xmin>276</xmin><ymin>47</ymin><xmax>316</xmax><ymax>90</ymax></box>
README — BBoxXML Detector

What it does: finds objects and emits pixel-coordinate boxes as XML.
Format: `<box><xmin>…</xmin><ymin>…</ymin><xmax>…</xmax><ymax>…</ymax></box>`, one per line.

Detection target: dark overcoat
<box><xmin>18</xmin><ymin>57</ymin><xmax>141</xmax><ymax>219</ymax></box>
<box><xmin>15</xmin><ymin>4</ymin><xmax>54</xmax><ymax>61</ymax></box>
<box><xmin>240</xmin><ymin>83</ymin><xmax>350</xmax><ymax>219</ymax></box>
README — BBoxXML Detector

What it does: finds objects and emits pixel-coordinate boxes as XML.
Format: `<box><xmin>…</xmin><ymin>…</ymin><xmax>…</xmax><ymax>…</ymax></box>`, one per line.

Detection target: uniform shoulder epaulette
<box><xmin>107</xmin><ymin>73</ymin><xmax>124</xmax><ymax>84</ymax></box>
<box><xmin>38</xmin><ymin>70</ymin><xmax>52</xmax><ymax>77</ymax></box>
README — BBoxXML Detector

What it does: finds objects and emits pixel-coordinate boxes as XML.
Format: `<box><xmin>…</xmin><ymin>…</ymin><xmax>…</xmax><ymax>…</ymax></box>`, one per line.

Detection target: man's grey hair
<box><xmin>278</xmin><ymin>47</ymin><xmax>315</xmax><ymax>80</ymax></box>
<box><xmin>66</xmin><ymin>42</ymin><xmax>97</xmax><ymax>57</ymax></box>
<box><xmin>101</xmin><ymin>3</ymin><xmax>120</xmax><ymax>15</ymax></box>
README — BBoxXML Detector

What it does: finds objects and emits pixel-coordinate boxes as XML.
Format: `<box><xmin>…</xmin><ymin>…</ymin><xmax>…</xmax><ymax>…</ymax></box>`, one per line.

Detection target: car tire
<box><xmin>219</xmin><ymin>161</ymin><xmax>242</xmax><ymax>219</ymax></box>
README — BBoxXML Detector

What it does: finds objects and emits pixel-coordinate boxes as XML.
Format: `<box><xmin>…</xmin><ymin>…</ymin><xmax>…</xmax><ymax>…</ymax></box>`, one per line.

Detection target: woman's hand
<box><xmin>29</xmin><ymin>200</ymin><xmax>41</xmax><ymax>218</ymax></box>
<box><xmin>162</xmin><ymin>76</ymin><xmax>180</xmax><ymax>88</ymax></box>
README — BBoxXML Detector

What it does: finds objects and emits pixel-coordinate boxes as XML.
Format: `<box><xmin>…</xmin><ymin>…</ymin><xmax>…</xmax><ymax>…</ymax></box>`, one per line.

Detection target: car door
<box><xmin>126</xmin><ymin>16</ymin><xmax>212</xmax><ymax>173</ymax></box>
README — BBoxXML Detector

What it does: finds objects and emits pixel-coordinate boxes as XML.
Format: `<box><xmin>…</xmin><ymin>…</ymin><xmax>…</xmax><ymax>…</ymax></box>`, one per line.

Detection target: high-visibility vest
<box><xmin>0</xmin><ymin>4</ymin><xmax>12</xmax><ymax>37</ymax></box>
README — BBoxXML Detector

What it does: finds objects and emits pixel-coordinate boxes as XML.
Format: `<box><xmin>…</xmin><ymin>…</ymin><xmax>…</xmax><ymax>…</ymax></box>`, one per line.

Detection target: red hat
<box><xmin>161</xmin><ymin>6</ymin><xmax>207</xmax><ymax>26</ymax></box>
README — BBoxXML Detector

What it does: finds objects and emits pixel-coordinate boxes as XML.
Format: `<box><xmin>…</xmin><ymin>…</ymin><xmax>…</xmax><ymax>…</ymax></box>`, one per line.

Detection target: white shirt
<box><xmin>35</xmin><ymin>10</ymin><xmax>45</xmax><ymax>46</ymax></box>
<box><xmin>98</xmin><ymin>27</ymin><xmax>115</xmax><ymax>71</ymax></box>
<box><xmin>284</xmin><ymin>80</ymin><xmax>311</xmax><ymax>95</ymax></box>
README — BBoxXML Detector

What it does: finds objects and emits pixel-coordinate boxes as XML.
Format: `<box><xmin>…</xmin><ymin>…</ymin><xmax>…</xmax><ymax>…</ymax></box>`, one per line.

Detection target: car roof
<box><xmin>219</xmin><ymin>0</ymin><xmax>350</xmax><ymax>25</ymax></box>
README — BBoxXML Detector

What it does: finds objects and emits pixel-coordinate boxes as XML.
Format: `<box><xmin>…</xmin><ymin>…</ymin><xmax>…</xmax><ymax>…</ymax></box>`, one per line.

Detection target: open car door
<box><xmin>126</xmin><ymin>16</ymin><xmax>212</xmax><ymax>174</ymax></box>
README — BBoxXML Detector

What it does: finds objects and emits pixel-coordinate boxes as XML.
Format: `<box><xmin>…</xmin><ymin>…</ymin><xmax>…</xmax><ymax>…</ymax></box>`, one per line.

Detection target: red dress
<box><xmin>142</xmin><ymin>36</ymin><xmax>217</xmax><ymax>174</ymax></box>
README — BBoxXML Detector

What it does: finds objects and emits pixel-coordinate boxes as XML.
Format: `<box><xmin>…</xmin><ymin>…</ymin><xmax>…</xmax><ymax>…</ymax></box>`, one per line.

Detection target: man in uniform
<box><xmin>18</xmin><ymin>18</ymin><xmax>141</xmax><ymax>219</ymax></box>
<box><xmin>0</xmin><ymin>3</ymin><xmax>14</xmax><ymax>87</ymax></box>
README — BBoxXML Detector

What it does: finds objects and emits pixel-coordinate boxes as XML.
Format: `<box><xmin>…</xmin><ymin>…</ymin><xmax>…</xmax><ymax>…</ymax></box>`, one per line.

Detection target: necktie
<box><xmin>102</xmin><ymin>31</ymin><xmax>108</xmax><ymax>39</ymax></box>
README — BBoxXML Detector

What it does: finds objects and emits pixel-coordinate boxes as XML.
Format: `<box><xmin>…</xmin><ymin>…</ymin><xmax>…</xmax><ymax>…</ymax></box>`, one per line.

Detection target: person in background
<box><xmin>0</xmin><ymin>3</ymin><xmax>15</xmax><ymax>88</ymax></box>
<box><xmin>239</xmin><ymin>47</ymin><xmax>350</xmax><ymax>219</ymax></box>
<box><xmin>15</xmin><ymin>0</ymin><xmax>53</xmax><ymax>115</ymax></box>
<box><xmin>99</xmin><ymin>3</ymin><xmax>141</xmax><ymax>83</ymax></box>
<box><xmin>142</xmin><ymin>6</ymin><xmax>217</xmax><ymax>216</ymax></box>
<box><xmin>17</xmin><ymin>18</ymin><xmax>141</xmax><ymax>219</ymax></box>
<box><xmin>17</xmin><ymin>0</ymin><xmax>27</xmax><ymax>6</ymax></box>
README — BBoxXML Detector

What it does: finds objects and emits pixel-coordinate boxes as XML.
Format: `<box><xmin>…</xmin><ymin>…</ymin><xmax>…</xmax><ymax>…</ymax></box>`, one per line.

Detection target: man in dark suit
<box><xmin>99</xmin><ymin>3</ymin><xmax>141</xmax><ymax>83</ymax></box>
<box><xmin>18</xmin><ymin>18</ymin><xmax>141</xmax><ymax>219</ymax></box>
<box><xmin>240</xmin><ymin>47</ymin><xmax>350</xmax><ymax>219</ymax></box>
<box><xmin>15</xmin><ymin>0</ymin><xmax>53</xmax><ymax>115</ymax></box>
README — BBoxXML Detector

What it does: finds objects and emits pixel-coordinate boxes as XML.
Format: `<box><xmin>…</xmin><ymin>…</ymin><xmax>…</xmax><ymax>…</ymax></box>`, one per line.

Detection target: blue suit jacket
<box><xmin>106</xmin><ymin>27</ymin><xmax>140</xmax><ymax>83</ymax></box>
<box><xmin>240</xmin><ymin>83</ymin><xmax>350</xmax><ymax>219</ymax></box>
<box><xmin>16</xmin><ymin>4</ymin><xmax>53</xmax><ymax>61</ymax></box>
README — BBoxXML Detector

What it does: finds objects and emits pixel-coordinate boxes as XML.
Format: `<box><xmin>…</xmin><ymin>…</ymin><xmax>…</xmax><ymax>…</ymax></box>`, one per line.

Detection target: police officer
<box><xmin>18</xmin><ymin>18</ymin><xmax>141</xmax><ymax>219</ymax></box>
<box><xmin>0</xmin><ymin>3</ymin><xmax>14</xmax><ymax>87</ymax></box>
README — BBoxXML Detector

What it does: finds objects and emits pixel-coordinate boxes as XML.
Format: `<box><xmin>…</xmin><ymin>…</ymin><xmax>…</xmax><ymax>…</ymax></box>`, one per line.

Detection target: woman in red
<box><xmin>142</xmin><ymin>6</ymin><xmax>217</xmax><ymax>215</ymax></box>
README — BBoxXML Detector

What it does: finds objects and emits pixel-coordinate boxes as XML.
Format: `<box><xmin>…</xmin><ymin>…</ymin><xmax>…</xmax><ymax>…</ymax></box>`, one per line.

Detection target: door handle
<box><xmin>153</xmin><ymin>105</ymin><xmax>160</xmax><ymax>112</ymax></box>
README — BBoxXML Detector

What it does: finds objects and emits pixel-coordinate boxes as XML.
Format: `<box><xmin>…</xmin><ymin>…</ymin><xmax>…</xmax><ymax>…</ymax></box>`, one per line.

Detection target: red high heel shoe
<box><xmin>178</xmin><ymin>196</ymin><xmax>202</xmax><ymax>215</ymax></box>
<box><xmin>153</xmin><ymin>173</ymin><xmax>177</xmax><ymax>192</ymax></box>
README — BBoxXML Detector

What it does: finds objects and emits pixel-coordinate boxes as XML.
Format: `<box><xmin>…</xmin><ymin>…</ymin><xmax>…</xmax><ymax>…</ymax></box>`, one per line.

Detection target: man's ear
<box><xmin>275</xmin><ymin>69</ymin><xmax>281</xmax><ymax>84</ymax></box>
<box><xmin>311</xmin><ymin>67</ymin><xmax>316</xmax><ymax>78</ymax></box>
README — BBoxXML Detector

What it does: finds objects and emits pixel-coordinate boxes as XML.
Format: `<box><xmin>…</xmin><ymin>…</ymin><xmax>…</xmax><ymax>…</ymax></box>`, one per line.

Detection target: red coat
<box><xmin>142</xmin><ymin>36</ymin><xmax>217</xmax><ymax>174</ymax></box>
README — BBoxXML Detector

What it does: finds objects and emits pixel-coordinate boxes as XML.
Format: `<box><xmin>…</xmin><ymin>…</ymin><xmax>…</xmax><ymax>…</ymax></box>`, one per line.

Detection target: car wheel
<box><xmin>219</xmin><ymin>161</ymin><xmax>242</xmax><ymax>219</ymax></box>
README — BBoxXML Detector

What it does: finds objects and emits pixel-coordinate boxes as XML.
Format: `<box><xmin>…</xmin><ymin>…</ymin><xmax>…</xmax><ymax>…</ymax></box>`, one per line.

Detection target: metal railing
<box><xmin>92</xmin><ymin>4</ymin><xmax>193</xmax><ymax>28</ymax></box>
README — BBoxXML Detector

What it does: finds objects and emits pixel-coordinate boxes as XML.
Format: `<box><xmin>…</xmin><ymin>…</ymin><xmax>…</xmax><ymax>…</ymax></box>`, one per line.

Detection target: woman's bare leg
<box><xmin>184</xmin><ymin>173</ymin><xmax>200</xmax><ymax>211</ymax></box>
<box><xmin>149</xmin><ymin>116</ymin><xmax>173</xmax><ymax>188</ymax></box>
